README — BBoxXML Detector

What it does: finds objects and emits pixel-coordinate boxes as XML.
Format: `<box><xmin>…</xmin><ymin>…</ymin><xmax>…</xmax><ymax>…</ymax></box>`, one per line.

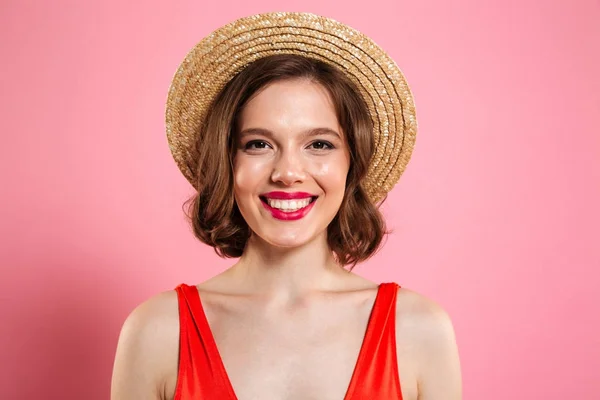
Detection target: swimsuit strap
<box><xmin>345</xmin><ymin>282</ymin><xmax>402</xmax><ymax>399</ymax></box>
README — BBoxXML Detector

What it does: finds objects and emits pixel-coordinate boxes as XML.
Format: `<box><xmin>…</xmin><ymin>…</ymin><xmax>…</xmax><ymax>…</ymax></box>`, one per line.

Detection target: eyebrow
<box><xmin>238</xmin><ymin>127</ymin><xmax>342</xmax><ymax>140</ymax></box>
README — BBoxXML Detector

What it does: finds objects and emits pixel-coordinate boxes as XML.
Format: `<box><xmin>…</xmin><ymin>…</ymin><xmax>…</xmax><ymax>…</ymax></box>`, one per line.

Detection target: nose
<box><xmin>270</xmin><ymin>150</ymin><xmax>306</xmax><ymax>186</ymax></box>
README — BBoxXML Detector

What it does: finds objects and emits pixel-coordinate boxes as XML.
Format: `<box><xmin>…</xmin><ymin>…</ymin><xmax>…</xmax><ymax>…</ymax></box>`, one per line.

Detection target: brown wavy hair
<box><xmin>182</xmin><ymin>54</ymin><xmax>389</xmax><ymax>270</ymax></box>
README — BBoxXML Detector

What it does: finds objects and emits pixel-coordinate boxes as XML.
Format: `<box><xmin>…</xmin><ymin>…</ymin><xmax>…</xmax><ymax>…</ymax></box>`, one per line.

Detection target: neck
<box><xmin>226</xmin><ymin>232</ymin><xmax>351</xmax><ymax>301</ymax></box>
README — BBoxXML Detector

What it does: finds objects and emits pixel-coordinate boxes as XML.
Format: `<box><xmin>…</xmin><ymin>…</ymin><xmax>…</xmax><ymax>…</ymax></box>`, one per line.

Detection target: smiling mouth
<box><xmin>259</xmin><ymin>196</ymin><xmax>318</xmax><ymax>212</ymax></box>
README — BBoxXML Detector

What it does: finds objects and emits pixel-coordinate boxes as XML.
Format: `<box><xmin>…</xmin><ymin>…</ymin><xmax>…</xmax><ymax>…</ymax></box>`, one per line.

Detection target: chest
<box><xmin>168</xmin><ymin>284</ymin><xmax>419</xmax><ymax>400</ymax></box>
<box><xmin>207</xmin><ymin>302</ymin><xmax>370</xmax><ymax>399</ymax></box>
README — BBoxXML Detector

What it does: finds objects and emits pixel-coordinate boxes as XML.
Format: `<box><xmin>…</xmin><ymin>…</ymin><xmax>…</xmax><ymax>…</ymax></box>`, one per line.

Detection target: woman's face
<box><xmin>233</xmin><ymin>78</ymin><xmax>351</xmax><ymax>248</ymax></box>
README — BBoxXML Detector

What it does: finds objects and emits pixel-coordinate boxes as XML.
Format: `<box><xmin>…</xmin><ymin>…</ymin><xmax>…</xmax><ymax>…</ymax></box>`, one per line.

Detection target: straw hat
<box><xmin>165</xmin><ymin>12</ymin><xmax>417</xmax><ymax>204</ymax></box>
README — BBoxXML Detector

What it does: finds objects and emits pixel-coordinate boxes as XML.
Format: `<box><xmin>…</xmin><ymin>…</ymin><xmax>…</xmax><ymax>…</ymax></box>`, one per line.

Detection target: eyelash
<box><xmin>244</xmin><ymin>140</ymin><xmax>335</xmax><ymax>151</ymax></box>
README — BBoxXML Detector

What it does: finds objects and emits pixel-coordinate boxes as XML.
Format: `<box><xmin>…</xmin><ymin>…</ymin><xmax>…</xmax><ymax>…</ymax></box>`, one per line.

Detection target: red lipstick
<box><xmin>259</xmin><ymin>192</ymin><xmax>318</xmax><ymax>221</ymax></box>
<box><xmin>261</xmin><ymin>191</ymin><xmax>316</xmax><ymax>199</ymax></box>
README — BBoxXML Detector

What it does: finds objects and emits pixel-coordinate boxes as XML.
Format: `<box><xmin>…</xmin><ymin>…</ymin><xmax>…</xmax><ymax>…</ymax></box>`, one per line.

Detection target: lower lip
<box><xmin>260</xmin><ymin>198</ymin><xmax>317</xmax><ymax>221</ymax></box>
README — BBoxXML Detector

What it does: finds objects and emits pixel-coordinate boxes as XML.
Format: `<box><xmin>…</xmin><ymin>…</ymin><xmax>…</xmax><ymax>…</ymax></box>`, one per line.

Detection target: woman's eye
<box><xmin>245</xmin><ymin>140</ymin><xmax>270</xmax><ymax>150</ymax></box>
<box><xmin>310</xmin><ymin>141</ymin><xmax>334</xmax><ymax>150</ymax></box>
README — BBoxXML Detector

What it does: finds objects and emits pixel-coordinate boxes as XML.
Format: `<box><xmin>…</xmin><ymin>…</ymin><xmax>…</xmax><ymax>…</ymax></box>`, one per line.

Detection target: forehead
<box><xmin>237</xmin><ymin>79</ymin><xmax>341</xmax><ymax>134</ymax></box>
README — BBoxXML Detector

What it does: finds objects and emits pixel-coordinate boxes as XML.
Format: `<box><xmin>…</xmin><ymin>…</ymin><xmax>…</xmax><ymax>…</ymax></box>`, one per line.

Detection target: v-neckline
<box><xmin>191</xmin><ymin>284</ymin><xmax>385</xmax><ymax>400</ymax></box>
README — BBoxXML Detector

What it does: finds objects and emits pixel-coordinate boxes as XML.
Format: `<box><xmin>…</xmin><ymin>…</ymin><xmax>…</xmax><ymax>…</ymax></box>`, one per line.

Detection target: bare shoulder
<box><xmin>111</xmin><ymin>289</ymin><xmax>180</xmax><ymax>400</ymax></box>
<box><xmin>395</xmin><ymin>287</ymin><xmax>463</xmax><ymax>400</ymax></box>
<box><xmin>395</xmin><ymin>287</ymin><xmax>454</xmax><ymax>331</ymax></box>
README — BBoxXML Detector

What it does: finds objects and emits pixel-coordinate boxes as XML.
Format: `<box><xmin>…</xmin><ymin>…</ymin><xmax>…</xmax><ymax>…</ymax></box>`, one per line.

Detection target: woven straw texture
<box><xmin>166</xmin><ymin>12</ymin><xmax>417</xmax><ymax>203</ymax></box>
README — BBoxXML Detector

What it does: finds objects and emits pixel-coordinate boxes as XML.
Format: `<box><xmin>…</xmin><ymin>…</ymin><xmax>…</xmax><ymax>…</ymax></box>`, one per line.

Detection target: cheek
<box><xmin>233</xmin><ymin>156</ymin><xmax>267</xmax><ymax>195</ymax></box>
<box><xmin>317</xmin><ymin>148</ymin><xmax>350</xmax><ymax>176</ymax></box>
<box><xmin>311</xmin><ymin>155</ymin><xmax>350</xmax><ymax>190</ymax></box>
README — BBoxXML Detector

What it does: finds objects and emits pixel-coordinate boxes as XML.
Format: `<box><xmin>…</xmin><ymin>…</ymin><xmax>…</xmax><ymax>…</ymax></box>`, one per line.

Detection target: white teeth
<box><xmin>266</xmin><ymin>197</ymin><xmax>313</xmax><ymax>212</ymax></box>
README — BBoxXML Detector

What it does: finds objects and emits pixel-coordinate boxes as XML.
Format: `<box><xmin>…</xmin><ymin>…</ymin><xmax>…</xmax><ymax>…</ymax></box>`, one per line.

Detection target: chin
<box><xmin>257</xmin><ymin>228</ymin><xmax>324</xmax><ymax>249</ymax></box>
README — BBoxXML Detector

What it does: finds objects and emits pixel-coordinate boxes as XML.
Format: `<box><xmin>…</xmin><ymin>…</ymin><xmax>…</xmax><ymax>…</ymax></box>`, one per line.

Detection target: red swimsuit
<box><xmin>173</xmin><ymin>282</ymin><xmax>403</xmax><ymax>399</ymax></box>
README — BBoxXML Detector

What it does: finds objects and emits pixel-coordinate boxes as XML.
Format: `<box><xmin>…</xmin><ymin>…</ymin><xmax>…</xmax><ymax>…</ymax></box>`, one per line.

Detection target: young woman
<box><xmin>111</xmin><ymin>12</ymin><xmax>462</xmax><ymax>400</ymax></box>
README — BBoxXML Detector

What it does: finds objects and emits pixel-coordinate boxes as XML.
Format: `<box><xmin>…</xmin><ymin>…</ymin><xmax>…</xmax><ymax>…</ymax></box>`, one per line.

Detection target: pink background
<box><xmin>1</xmin><ymin>0</ymin><xmax>599</xmax><ymax>399</ymax></box>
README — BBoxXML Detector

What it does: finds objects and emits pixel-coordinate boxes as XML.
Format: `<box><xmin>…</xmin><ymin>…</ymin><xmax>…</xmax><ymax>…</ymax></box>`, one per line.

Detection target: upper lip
<box><xmin>260</xmin><ymin>191</ymin><xmax>317</xmax><ymax>200</ymax></box>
